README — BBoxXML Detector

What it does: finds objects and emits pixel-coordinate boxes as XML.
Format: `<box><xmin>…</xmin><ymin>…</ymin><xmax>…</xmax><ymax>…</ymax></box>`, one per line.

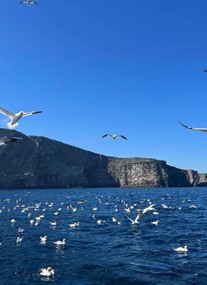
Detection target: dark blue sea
<box><xmin>0</xmin><ymin>187</ymin><xmax>207</xmax><ymax>285</ymax></box>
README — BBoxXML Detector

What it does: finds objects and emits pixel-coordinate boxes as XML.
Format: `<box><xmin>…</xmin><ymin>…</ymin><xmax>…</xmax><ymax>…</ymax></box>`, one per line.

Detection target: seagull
<box><xmin>0</xmin><ymin>107</ymin><xmax>42</xmax><ymax>129</ymax></box>
<box><xmin>173</xmin><ymin>245</ymin><xmax>188</xmax><ymax>254</ymax></box>
<box><xmin>40</xmin><ymin>267</ymin><xmax>54</xmax><ymax>277</ymax></box>
<box><xmin>53</xmin><ymin>238</ymin><xmax>66</xmax><ymax>246</ymax></box>
<box><xmin>16</xmin><ymin>236</ymin><xmax>24</xmax><ymax>243</ymax></box>
<box><xmin>68</xmin><ymin>222</ymin><xmax>79</xmax><ymax>228</ymax></box>
<box><xmin>203</xmin><ymin>69</ymin><xmax>207</xmax><ymax>72</ymax></box>
<box><xmin>126</xmin><ymin>212</ymin><xmax>142</xmax><ymax>225</ymax></box>
<box><xmin>20</xmin><ymin>1</ymin><xmax>38</xmax><ymax>5</ymax></box>
<box><xmin>151</xmin><ymin>220</ymin><xmax>160</xmax><ymax>226</ymax></box>
<box><xmin>101</xmin><ymin>134</ymin><xmax>127</xmax><ymax>140</ymax></box>
<box><xmin>178</xmin><ymin>120</ymin><xmax>207</xmax><ymax>132</ymax></box>
<box><xmin>0</xmin><ymin>137</ymin><xmax>22</xmax><ymax>145</ymax></box>
<box><xmin>126</xmin><ymin>204</ymin><xmax>155</xmax><ymax>225</ymax></box>
<box><xmin>40</xmin><ymin>236</ymin><xmax>47</xmax><ymax>243</ymax></box>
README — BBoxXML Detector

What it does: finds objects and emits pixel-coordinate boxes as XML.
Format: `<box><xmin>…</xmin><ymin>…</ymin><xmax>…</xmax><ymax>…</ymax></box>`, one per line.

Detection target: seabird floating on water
<box><xmin>101</xmin><ymin>134</ymin><xmax>127</xmax><ymax>140</ymax></box>
<box><xmin>40</xmin><ymin>267</ymin><xmax>54</xmax><ymax>277</ymax></box>
<box><xmin>178</xmin><ymin>120</ymin><xmax>207</xmax><ymax>132</ymax></box>
<box><xmin>173</xmin><ymin>245</ymin><xmax>188</xmax><ymax>253</ymax></box>
<box><xmin>20</xmin><ymin>0</ymin><xmax>38</xmax><ymax>5</ymax></box>
<box><xmin>0</xmin><ymin>107</ymin><xmax>42</xmax><ymax>129</ymax></box>
<box><xmin>0</xmin><ymin>137</ymin><xmax>22</xmax><ymax>145</ymax></box>
<box><xmin>53</xmin><ymin>238</ymin><xmax>66</xmax><ymax>246</ymax></box>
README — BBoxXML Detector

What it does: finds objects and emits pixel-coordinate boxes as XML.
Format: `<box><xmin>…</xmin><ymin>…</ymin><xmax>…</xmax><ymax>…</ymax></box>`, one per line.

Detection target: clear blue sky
<box><xmin>1</xmin><ymin>0</ymin><xmax>207</xmax><ymax>172</ymax></box>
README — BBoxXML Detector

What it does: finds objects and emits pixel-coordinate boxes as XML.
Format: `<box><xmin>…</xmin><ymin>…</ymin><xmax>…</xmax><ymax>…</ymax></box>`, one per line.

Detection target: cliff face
<box><xmin>0</xmin><ymin>129</ymin><xmax>206</xmax><ymax>189</ymax></box>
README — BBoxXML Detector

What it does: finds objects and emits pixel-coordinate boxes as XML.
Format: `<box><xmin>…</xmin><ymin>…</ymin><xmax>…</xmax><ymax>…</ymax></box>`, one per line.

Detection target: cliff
<box><xmin>0</xmin><ymin>129</ymin><xmax>206</xmax><ymax>189</ymax></box>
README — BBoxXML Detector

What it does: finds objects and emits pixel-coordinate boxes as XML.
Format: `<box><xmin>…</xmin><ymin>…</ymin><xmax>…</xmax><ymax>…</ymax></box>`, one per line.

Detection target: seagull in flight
<box><xmin>178</xmin><ymin>120</ymin><xmax>207</xmax><ymax>132</ymax></box>
<box><xmin>0</xmin><ymin>137</ymin><xmax>22</xmax><ymax>145</ymax></box>
<box><xmin>126</xmin><ymin>204</ymin><xmax>155</xmax><ymax>225</ymax></box>
<box><xmin>0</xmin><ymin>107</ymin><xmax>42</xmax><ymax>129</ymax></box>
<box><xmin>20</xmin><ymin>0</ymin><xmax>38</xmax><ymax>5</ymax></box>
<box><xmin>101</xmin><ymin>134</ymin><xmax>127</xmax><ymax>140</ymax></box>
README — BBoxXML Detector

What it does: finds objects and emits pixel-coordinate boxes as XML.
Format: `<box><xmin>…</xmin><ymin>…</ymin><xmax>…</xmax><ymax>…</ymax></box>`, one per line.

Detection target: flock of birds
<box><xmin>0</xmin><ymin>106</ymin><xmax>129</xmax><ymax>144</ymax></box>
<box><xmin>0</xmin><ymin>103</ymin><xmax>207</xmax><ymax>146</ymax></box>
<box><xmin>0</xmin><ymin>191</ymin><xmax>193</xmax><ymax>279</ymax></box>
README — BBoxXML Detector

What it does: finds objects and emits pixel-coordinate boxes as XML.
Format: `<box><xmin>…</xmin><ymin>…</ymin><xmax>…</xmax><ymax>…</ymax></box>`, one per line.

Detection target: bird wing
<box><xmin>0</xmin><ymin>107</ymin><xmax>15</xmax><ymax>119</ymax></box>
<box><xmin>142</xmin><ymin>204</ymin><xmax>155</xmax><ymax>214</ymax></box>
<box><xmin>120</xmin><ymin>135</ymin><xmax>127</xmax><ymax>140</ymax></box>
<box><xmin>22</xmin><ymin>110</ymin><xmax>42</xmax><ymax>117</ymax></box>
<box><xmin>178</xmin><ymin>120</ymin><xmax>207</xmax><ymax>132</ymax></box>
<box><xmin>134</xmin><ymin>212</ymin><xmax>142</xmax><ymax>223</ymax></box>
<box><xmin>126</xmin><ymin>215</ymin><xmax>134</xmax><ymax>223</ymax></box>
<box><xmin>101</xmin><ymin>134</ymin><xmax>112</xmax><ymax>138</ymax></box>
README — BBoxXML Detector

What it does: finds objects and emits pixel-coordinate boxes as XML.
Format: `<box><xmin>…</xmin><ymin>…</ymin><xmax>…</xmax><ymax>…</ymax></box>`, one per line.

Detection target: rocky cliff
<box><xmin>0</xmin><ymin>129</ymin><xmax>206</xmax><ymax>189</ymax></box>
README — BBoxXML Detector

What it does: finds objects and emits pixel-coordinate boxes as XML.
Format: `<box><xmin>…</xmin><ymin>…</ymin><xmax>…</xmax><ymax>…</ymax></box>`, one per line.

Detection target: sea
<box><xmin>0</xmin><ymin>187</ymin><xmax>207</xmax><ymax>285</ymax></box>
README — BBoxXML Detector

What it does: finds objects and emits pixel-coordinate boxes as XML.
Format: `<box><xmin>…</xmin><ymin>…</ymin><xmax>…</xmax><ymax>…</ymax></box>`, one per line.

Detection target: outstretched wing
<box><xmin>120</xmin><ymin>135</ymin><xmax>127</xmax><ymax>140</ymax></box>
<box><xmin>178</xmin><ymin>120</ymin><xmax>207</xmax><ymax>132</ymax></box>
<box><xmin>22</xmin><ymin>110</ymin><xmax>42</xmax><ymax>117</ymax></box>
<box><xmin>126</xmin><ymin>215</ymin><xmax>134</xmax><ymax>224</ymax></box>
<box><xmin>101</xmin><ymin>134</ymin><xmax>112</xmax><ymax>138</ymax></box>
<box><xmin>142</xmin><ymin>204</ymin><xmax>155</xmax><ymax>215</ymax></box>
<box><xmin>0</xmin><ymin>107</ymin><xmax>15</xmax><ymax>119</ymax></box>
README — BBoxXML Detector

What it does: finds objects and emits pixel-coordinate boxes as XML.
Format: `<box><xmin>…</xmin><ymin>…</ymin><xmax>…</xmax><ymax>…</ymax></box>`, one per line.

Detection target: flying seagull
<box><xmin>0</xmin><ymin>137</ymin><xmax>22</xmax><ymax>145</ymax></box>
<box><xmin>0</xmin><ymin>107</ymin><xmax>42</xmax><ymax>129</ymax></box>
<box><xmin>178</xmin><ymin>120</ymin><xmax>207</xmax><ymax>132</ymax></box>
<box><xmin>101</xmin><ymin>134</ymin><xmax>127</xmax><ymax>140</ymax></box>
<box><xmin>203</xmin><ymin>69</ymin><xmax>207</xmax><ymax>72</ymax></box>
<box><xmin>126</xmin><ymin>204</ymin><xmax>155</xmax><ymax>225</ymax></box>
<box><xmin>20</xmin><ymin>0</ymin><xmax>38</xmax><ymax>5</ymax></box>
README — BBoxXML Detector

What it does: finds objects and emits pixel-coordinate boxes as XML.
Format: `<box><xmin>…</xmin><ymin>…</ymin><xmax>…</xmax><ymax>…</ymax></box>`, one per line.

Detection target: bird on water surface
<box><xmin>173</xmin><ymin>245</ymin><xmax>188</xmax><ymax>254</ymax></box>
<box><xmin>0</xmin><ymin>107</ymin><xmax>42</xmax><ymax>129</ymax></box>
<box><xmin>40</xmin><ymin>267</ymin><xmax>54</xmax><ymax>277</ymax></box>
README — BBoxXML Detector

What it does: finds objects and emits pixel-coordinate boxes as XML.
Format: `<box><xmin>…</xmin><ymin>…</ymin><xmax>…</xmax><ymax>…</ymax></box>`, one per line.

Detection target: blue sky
<box><xmin>1</xmin><ymin>0</ymin><xmax>207</xmax><ymax>172</ymax></box>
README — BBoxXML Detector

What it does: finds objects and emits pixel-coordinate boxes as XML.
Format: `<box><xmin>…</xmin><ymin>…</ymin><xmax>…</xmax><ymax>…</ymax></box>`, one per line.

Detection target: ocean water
<box><xmin>0</xmin><ymin>187</ymin><xmax>207</xmax><ymax>285</ymax></box>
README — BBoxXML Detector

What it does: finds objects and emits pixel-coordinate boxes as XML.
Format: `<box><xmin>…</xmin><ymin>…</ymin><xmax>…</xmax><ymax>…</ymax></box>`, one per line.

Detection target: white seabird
<box><xmin>68</xmin><ymin>222</ymin><xmax>79</xmax><ymax>228</ymax></box>
<box><xmin>16</xmin><ymin>236</ymin><xmax>24</xmax><ymax>243</ymax></box>
<box><xmin>0</xmin><ymin>137</ymin><xmax>22</xmax><ymax>145</ymax></box>
<box><xmin>20</xmin><ymin>0</ymin><xmax>38</xmax><ymax>5</ymax></box>
<box><xmin>53</xmin><ymin>238</ymin><xmax>66</xmax><ymax>246</ymax></box>
<box><xmin>127</xmin><ymin>204</ymin><xmax>155</xmax><ymax>225</ymax></box>
<box><xmin>40</xmin><ymin>236</ymin><xmax>47</xmax><ymax>243</ymax></box>
<box><xmin>40</xmin><ymin>267</ymin><xmax>54</xmax><ymax>277</ymax></box>
<box><xmin>126</xmin><ymin>204</ymin><xmax>155</xmax><ymax>225</ymax></box>
<box><xmin>178</xmin><ymin>120</ymin><xmax>207</xmax><ymax>132</ymax></box>
<box><xmin>101</xmin><ymin>134</ymin><xmax>127</xmax><ymax>140</ymax></box>
<box><xmin>0</xmin><ymin>107</ymin><xmax>42</xmax><ymax>129</ymax></box>
<box><xmin>151</xmin><ymin>220</ymin><xmax>160</xmax><ymax>226</ymax></box>
<box><xmin>173</xmin><ymin>245</ymin><xmax>188</xmax><ymax>254</ymax></box>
